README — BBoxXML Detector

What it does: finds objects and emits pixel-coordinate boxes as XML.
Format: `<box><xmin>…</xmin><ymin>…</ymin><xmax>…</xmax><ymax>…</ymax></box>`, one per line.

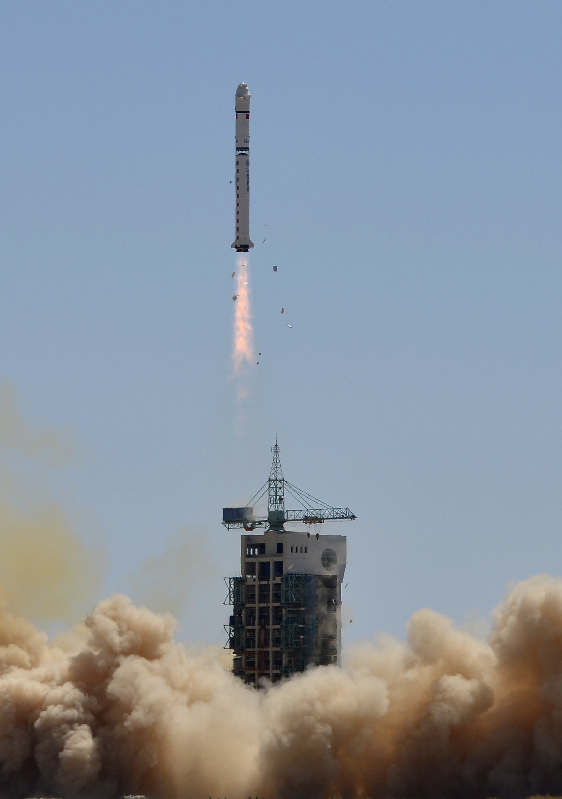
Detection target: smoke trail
<box><xmin>232</xmin><ymin>252</ymin><xmax>254</xmax><ymax>376</ymax></box>
<box><xmin>4</xmin><ymin>575</ymin><xmax>562</xmax><ymax>798</ymax></box>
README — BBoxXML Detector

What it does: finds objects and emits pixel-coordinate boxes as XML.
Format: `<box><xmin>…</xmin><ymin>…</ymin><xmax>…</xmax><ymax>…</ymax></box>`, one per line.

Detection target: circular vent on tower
<box><xmin>321</xmin><ymin>548</ymin><xmax>337</xmax><ymax>570</ymax></box>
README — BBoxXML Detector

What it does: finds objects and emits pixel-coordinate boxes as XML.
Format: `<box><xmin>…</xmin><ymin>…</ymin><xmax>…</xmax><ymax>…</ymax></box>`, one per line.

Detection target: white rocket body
<box><xmin>232</xmin><ymin>83</ymin><xmax>254</xmax><ymax>252</ymax></box>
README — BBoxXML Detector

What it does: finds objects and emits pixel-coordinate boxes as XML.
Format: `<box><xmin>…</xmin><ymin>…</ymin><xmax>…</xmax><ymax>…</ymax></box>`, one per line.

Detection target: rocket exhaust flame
<box><xmin>3</xmin><ymin>575</ymin><xmax>562</xmax><ymax>798</ymax></box>
<box><xmin>232</xmin><ymin>252</ymin><xmax>254</xmax><ymax>376</ymax></box>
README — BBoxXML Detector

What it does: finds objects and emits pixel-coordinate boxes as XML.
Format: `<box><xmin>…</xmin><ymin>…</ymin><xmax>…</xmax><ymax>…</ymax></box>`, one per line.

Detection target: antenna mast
<box><xmin>222</xmin><ymin>439</ymin><xmax>356</xmax><ymax>531</ymax></box>
<box><xmin>268</xmin><ymin>437</ymin><xmax>285</xmax><ymax>529</ymax></box>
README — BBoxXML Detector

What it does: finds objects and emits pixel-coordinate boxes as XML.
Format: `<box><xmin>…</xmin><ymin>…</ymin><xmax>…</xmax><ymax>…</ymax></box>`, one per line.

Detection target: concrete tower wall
<box><xmin>226</xmin><ymin>529</ymin><xmax>347</xmax><ymax>685</ymax></box>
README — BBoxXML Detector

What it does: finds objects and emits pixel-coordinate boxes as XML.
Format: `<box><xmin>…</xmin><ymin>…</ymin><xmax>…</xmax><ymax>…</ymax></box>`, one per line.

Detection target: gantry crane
<box><xmin>222</xmin><ymin>440</ymin><xmax>356</xmax><ymax>531</ymax></box>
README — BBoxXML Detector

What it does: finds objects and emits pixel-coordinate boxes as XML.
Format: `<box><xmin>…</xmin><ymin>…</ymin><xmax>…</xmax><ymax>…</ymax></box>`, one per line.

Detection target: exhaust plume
<box><xmin>232</xmin><ymin>252</ymin><xmax>254</xmax><ymax>377</ymax></box>
<box><xmin>3</xmin><ymin>575</ymin><xmax>562</xmax><ymax>797</ymax></box>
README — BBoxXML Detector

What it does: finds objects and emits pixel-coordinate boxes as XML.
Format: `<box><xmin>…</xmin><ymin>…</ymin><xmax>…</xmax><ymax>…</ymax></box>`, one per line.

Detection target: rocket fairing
<box><xmin>231</xmin><ymin>83</ymin><xmax>254</xmax><ymax>252</ymax></box>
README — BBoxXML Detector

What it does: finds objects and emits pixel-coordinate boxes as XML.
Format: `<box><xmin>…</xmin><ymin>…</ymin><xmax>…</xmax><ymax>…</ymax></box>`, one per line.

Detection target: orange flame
<box><xmin>232</xmin><ymin>253</ymin><xmax>254</xmax><ymax>375</ymax></box>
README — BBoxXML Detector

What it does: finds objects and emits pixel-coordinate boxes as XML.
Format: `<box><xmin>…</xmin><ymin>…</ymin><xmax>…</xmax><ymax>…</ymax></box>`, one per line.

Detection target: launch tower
<box><xmin>223</xmin><ymin>442</ymin><xmax>356</xmax><ymax>685</ymax></box>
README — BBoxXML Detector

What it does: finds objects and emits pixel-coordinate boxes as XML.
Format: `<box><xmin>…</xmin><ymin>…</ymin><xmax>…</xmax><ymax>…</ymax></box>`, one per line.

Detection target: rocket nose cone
<box><xmin>236</xmin><ymin>83</ymin><xmax>250</xmax><ymax>97</ymax></box>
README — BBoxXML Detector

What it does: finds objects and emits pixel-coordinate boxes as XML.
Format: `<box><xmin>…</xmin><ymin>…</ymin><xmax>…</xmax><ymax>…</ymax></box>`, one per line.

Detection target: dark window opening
<box><xmin>259</xmin><ymin>583</ymin><xmax>270</xmax><ymax>603</ymax></box>
<box><xmin>259</xmin><ymin>607</ymin><xmax>270</xmax><ymax>623</ymax></box>
<box><xmin>258</xmin><ymin>625</ymin><xmax>270</xmax><ymax>648</ymax></box>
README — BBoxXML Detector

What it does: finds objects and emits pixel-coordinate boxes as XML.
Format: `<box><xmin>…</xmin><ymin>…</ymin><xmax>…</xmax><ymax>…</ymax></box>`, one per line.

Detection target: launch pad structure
<box><xmin>223</xmin><ymin>442</ymin><xmax>356</xmax><ymax>685</ymax></box>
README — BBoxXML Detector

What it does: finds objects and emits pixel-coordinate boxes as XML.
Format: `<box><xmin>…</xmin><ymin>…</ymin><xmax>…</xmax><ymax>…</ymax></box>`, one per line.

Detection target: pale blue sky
<box><xmin>0</xmin><ymin>1</ymin><xmax>561</xmax><ymax>647</ymax></box>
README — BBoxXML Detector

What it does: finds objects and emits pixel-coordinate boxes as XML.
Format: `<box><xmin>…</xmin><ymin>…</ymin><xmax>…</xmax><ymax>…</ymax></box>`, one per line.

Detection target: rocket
<box><xmin>231</xmin><ymin>83</ymin><xmax>254</xmax><ymax>252</ymax></box>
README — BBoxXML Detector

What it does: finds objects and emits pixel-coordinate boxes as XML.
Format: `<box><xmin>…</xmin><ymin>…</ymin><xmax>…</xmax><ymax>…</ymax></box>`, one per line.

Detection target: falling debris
<box><xmin>286</xmin><ymin>324</ymin><xmax>292</xmax><ymax>328</ymax></box>
<box><xmin>258</xmin><ymin>352</ymin><xmax>262</xmax><ymax>356</ymax></box>
<box><xmin>232</xmin><ymin>295</ymin><xmax>238</xmax><ymax>301</ymax></box>
<box><xmin>273</xmin><ymin>265</ymin><xmax>277</xmax><ymax>272</ymax></box>
<box><xmin>262</xmin><ymin>238</ymin><xmax>266</xmax><ymax>243</ymax></box>
<box><xmin>229</xmin><ymin>180</ymin><xmax>232</xmax><ymax>184</ymax></box>
<box><xmin>281</xmin><ymin>308</ymin><xmax>285</xmax><ymax>314</ymax></box>
<box><xmin>231</xmin><ymin>271</ymin><xmax>235</xmax><ymax>278</ymax></box>
<box><xmin>256</xmin><ymin>362</ymin><xmax>259</xmax><ymax>365</ymax></box>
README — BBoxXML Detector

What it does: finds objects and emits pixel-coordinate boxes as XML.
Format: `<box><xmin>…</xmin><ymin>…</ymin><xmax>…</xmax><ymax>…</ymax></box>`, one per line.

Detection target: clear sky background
<box><xmin>0</xmin><ymin>0</ymin><xmax>561</xmax><ymax>649</ymax></box>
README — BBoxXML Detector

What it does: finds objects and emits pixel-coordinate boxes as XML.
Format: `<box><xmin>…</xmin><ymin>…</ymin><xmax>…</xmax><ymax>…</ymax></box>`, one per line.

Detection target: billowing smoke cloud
<box><xmin>3</xmin><ymin>575</ymin><xmax>562</xmax><ymax>798</ymax></box>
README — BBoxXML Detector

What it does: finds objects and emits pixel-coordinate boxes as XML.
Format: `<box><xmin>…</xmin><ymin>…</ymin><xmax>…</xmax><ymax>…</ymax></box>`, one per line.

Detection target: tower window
<box><xmin>277</xmin><ymin>542</ymin><xmax>283</xmax><ymax>554</ymax></box>
<box><xmin>258</xmin><ymin>561</ymin><xmax>270</xmax><ymax>580</ymax></box>
<box><xmin>259</xmin><ymin>583</ymin><xmax>270</xmax><ymax>603</ymax></box>
<box><xmin>259</xmin><ymin>607</ymin><xmax>270</xmax><ymax>623</ymax></box>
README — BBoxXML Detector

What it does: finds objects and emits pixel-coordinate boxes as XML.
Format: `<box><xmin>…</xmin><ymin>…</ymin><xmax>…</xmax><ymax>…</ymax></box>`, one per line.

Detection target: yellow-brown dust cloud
<box><xmin>0</xmin><ymin>380</ymin><xmax>76</xmax><ymax>466</ymax></box>
<box><xmin>0</xmin><ymin>502</ymin><xmax>104</xmax><ymax>624</ymax></box>
<box><xmin>0</xmin><ymin>378</ymin><xmax>103</xmax><ymax>624</ymax></box>
<box><xmin>128</xmin><ymin>526</ymin><xmax>217</xmax><ymax>618</ymax></box>
<box><xmin>2</xmin><ymin>575</ymin><xmax>562</xmax><ymax>798</ymax></box>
